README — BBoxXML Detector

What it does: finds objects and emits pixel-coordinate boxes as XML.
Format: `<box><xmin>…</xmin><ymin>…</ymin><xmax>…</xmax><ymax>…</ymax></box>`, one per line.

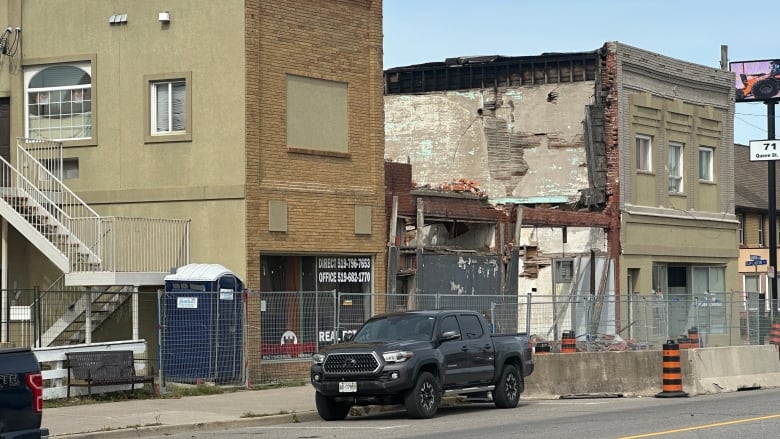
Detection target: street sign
<box><xmin>746</xmin><ymin>260</ymin><xmax>755</xmax><ymax>266</ymax></box>
<box><xmin>746</xmin><ymin>259</ymin><xmax>768</xmax><ymax>266</ymax></box>
<box><xmin>750</xmin><ymin>254</ymin><xmax>762</xmax><ymax>260</ymax></box>
<box><xmin>749</xmin><ymin>140</ymin><xmax>780</xmax><ymax>161</ymax></box>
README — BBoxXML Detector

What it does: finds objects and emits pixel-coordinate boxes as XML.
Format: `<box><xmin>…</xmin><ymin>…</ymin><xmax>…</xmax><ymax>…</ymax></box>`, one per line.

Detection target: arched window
<box><xmin>25</xmin><ymin>62</ymin><xmax>92</xmax><ymax>140</ymax></box>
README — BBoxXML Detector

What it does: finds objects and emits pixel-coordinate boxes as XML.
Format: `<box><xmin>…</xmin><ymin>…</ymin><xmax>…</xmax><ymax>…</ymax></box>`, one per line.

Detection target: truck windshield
<box><xmin>353</xmin><ymin>314</ymin><xmax>435</xmax><ymax>342</ymax></box>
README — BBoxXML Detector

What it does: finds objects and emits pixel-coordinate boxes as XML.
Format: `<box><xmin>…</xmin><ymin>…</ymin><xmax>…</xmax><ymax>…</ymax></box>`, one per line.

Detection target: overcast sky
<box><xmin>382</xmin><ymin>0</ymin><xmax>777</xmax><ymax>146</ymax></box>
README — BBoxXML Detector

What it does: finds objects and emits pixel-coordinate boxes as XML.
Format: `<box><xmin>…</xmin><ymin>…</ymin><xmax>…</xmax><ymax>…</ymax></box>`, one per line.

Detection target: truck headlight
<box><xmin>383</xmin><ymin>351</ymin><xmax>413</xmax><ymax>363</ymax></box>
<box><xmin>312</xmin><ymin>354</ymin><xmax>326</xmax><ymax>365</ymax></box>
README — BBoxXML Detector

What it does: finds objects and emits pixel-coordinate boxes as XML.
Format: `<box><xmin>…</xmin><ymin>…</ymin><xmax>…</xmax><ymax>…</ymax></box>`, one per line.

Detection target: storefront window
<box><xmin>259</xmin><ymin>254</ymin><xmax>373</xmax><ymax>361</ymax></box>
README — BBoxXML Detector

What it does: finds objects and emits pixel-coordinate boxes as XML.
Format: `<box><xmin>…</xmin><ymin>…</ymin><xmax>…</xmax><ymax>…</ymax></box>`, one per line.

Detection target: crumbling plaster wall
<box><xmin>517</xmin><ymin>226</ymin><xmax>607</xmax><ymax>295</ymax></box>
<box><xmin>384</xmin><ymin>82</ymin><xmax>595</xmax><ymax>199</ymax></box>
<box><xmin>414</xmin><ymin>223</ymin><xmax>496</xmax><ymax>250</ymax></box>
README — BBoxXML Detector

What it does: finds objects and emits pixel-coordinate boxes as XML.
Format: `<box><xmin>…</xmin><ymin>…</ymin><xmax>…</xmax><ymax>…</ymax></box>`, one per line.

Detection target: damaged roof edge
<box><xmin>385</xmin><ymin>49</ymin><xmax>602</xmax><ymax>72</ymax></box>
<box><xmin>490</xmin><ymin>196</ymin><xmax>572</xmax><ymax>205</ymax></box>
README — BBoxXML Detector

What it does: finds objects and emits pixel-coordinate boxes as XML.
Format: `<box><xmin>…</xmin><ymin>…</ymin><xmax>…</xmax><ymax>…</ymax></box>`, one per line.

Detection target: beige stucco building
<box><xmin>0</xmin><ymin>0</ymin><xmax>387</xmax><ymax>381</ymax></box>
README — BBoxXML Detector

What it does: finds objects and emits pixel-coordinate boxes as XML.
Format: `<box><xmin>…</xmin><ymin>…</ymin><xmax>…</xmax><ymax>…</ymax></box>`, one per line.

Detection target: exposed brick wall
<box><xmin>385</xmin><ymin>161</ymin><xmax>415</xmax><ymax>218</ymax></box>
<box><xmin>521</xmin><ymin>207</ymin><xmax>610</xmax><ymax>229</ymax></box>
<box><xmin>601</xmin><ymin>43</ymin><xmax>622</xmax><ymax>297</ymax></box>
<box><xmin>386</xmin><ymin>161</ymin><xmax>611</xmax><ymax>251</ymax></box>
<box><xmin>245</xmin><ymin>0</ymin><xmax>386</xmax><ymax>383</ymax></box>
<box><xmin>385</xmin><ymin>161</ymin><xmax>508</xmax><ymax>222</ymax></box>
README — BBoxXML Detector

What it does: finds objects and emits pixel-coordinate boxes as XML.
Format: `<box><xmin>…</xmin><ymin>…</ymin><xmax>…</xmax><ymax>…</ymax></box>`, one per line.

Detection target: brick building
<box><xmin>384</xmin><ymin>42</ymin><xmax>739</xmax><ymax>345</ymax></box>
<box><xmin>0</xmin><ymin>0</ymin><xmax>386</xmax><ymax>381</ymax></box>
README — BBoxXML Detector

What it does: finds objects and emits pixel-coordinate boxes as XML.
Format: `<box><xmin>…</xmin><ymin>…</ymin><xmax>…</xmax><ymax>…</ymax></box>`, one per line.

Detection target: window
<box><xmin>759</xmin><ymin>214</ymin><xmax>765</xmax><ymax>246</ymax></box>
<box><xmin>668</xmin><ymin>143</ymin><xmax>684</xmax><ymax>193</ymax></box>
<box><xmin>636</xmin><ymin>135</ymin><xmax>652</xmax><ymax>171</ymax></box>
<box><xmin>152</xmin><ymin>81</ymin><xmax>185</xmax><ymax>133</ymax></box>
<box><xmin>286</xmin><ymin>74</ymin><xmax>348</xmax><ymax>154</ymax></box>
<box><xmin>439</xmin><ymin>316</ymin><xmax>461</xmax><ymax>339</ymax></box>
<box><xmin>458</xmin><ymin>314</ymin><xmax>484</xmax><ymax>339</ymax></box>
<box><xmin>144</xmin><ymin>72</ymin><xmax>192</xmax><ymax>143</ymax></box>
<box><xmin>699</xmin><ymin>147</ymin><xmax>714</xmax><ymax>182</ymax></box>
<box><xmin>39</xmin><ymin>158</ymin><xmax>79</xmax><ymax>180</ymax></box>
<box><xmin>738</xmin><ymin>214</ymin><xmax>745</xmax><ymax>245</ymax></box>
<box><xmin>693</xmin><ymin>266</ymin><xmax>726</xmax><ymax>334</ymax></box>
<box><xmin>25</xmin><ymin>63</ymin><xmax>92</xmax><ymax>141</ymax></box>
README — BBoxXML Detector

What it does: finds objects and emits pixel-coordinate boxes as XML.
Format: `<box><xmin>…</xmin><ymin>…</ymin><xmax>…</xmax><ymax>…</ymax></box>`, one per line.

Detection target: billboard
<box><xmin>730</xmin><ymin>59</ymin><xmax>780</xmax><ymax>102</ymax></box>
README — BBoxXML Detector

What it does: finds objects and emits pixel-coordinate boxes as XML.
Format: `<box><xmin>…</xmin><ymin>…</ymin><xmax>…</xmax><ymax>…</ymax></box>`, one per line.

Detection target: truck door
<box><xmin>457</xmin><ymin>313</ymin><xmax>495</xmax><ymax>385</ymax></box>
<box><xmin>437</xmin><ymin>315</ymin><xmax>468</xmax><ymax>388</ymax></box>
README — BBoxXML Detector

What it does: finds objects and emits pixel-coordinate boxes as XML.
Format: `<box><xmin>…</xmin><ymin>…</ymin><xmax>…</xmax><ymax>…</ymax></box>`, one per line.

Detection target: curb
<box><xmin>49</xmin><ymin>395</ymin><xmax>471</xmax><ymax>437</ymax></box>
<box><xmin>50</xmin><ymin>410</ymin><xmax>322</xmax><ymax>439</ymax></box>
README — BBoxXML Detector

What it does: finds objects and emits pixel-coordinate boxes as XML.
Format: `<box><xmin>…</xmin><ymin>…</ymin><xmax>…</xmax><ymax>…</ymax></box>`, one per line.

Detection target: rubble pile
<box><xmin>531</xmin><ymin>333</ymin><xmax>654</xmax><ymax>353</ymax></box>
<box><xmin>438</xmin><ymin>178</ymin><xmax>486</xmax><ymax>196</ymax></box>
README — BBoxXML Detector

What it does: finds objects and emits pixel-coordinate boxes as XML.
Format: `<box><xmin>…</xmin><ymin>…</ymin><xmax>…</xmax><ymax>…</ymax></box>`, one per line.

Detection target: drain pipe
<box><xmin>1</xmin><ymin>219</ymin><xmax>7</xmax><ymax>344</ymax></box>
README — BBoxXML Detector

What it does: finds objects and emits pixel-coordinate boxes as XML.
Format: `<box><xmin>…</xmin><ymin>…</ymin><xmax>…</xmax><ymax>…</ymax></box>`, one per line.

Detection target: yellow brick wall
<box><xmin>741</xmin><ymin>212</ymin><xmax>775</xmax><ymax>248</ymax></box>
<box><xmin>244</xmin><ymin>0</ymin><xmax>386</xmax><ymax>382</ymax></box>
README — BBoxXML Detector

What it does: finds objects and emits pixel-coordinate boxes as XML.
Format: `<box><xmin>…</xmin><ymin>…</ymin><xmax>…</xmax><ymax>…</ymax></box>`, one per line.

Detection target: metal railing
<box><xmin>5</xmin><ymin>138</ymin><xmax>191</xmax><ymax>273</ymax></box>
<box><xmin>71</xmin><ymin>216</ymin><xmax>190</xmax><ymax>272</ymax></box>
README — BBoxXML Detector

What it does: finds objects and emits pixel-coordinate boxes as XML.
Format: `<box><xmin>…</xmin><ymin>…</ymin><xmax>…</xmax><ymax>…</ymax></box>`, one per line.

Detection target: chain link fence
<box><xmin>3</xmin><ymin>288</ymin><xmax>775</xmax><ymax>389</ymax></box>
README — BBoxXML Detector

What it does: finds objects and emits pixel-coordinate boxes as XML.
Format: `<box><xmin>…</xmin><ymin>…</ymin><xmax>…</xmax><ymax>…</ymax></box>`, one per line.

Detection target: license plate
<box><xmin>339</xmin><ymin>381</ymin><xmax>357</xmax><ymax>393</ymax></box>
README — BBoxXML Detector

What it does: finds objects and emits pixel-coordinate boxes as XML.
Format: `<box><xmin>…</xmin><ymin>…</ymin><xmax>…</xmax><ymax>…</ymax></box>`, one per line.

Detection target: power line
<box><xmin>735</xmin><ymin>115</ymin><xmax>768</xmax><ymax>132</ymax></box>
<box><xmin>736</xmin><ymin>112</ymin><xmax>780</xmax><ymax>117</ymax></box>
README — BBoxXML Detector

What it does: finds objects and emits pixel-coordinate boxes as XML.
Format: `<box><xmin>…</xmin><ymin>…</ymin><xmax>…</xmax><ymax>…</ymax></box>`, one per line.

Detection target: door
<box><xmin>437</xmin><ymin>315</ymin><xmax>468</xmax><ymax>388</ymax></box>
<box><xmin>0</xmin><ymin>98</ymin><xmax>8</xmax><ymax>163</ymax></box>
<box><xmin>457</xmin><ymin>313</ymin><xmax>495</xmax><ymax>385</ymax></box>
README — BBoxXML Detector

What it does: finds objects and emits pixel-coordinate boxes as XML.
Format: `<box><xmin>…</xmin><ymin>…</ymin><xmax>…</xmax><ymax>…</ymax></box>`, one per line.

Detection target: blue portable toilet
<box><xmin>162</xmin><ymin>263</ymin><xmax>244</xmax><ymax>384</ymax></box>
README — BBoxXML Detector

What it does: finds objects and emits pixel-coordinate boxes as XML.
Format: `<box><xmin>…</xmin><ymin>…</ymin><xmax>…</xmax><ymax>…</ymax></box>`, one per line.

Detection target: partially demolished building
<box><xmin>384</xmin><ymin>42</ymin><xmax>739</xmax><ymax>346</ymax></box>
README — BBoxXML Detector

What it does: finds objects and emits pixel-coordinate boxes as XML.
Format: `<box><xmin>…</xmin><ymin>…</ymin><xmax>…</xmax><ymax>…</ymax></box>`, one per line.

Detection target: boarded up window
<box><xmin>286</xmin><ymin>75</ymin><xmax>348</xmax><ymax>153</ymax></box>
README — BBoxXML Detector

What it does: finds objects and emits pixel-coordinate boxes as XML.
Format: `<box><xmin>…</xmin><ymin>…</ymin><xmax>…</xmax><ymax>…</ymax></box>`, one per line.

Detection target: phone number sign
<box><xmin>318</xmin><ymin>256</ymin><xmax>372</xmax><ymax>284</ymax></box>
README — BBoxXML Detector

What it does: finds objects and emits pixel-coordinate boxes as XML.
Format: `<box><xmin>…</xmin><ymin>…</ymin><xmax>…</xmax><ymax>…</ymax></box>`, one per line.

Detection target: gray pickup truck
<box><xmin>0</xmin><ymin>347</ymin><xmax>49</xmax><ymax>439</ymax></box>
<box><xmin>311</xmin><ymin>310</ymin><xmax>534</xmax><ymax>420</ymax></box>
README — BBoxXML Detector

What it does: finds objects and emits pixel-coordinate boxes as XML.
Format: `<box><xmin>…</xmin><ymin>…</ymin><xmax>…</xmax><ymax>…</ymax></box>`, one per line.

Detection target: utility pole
<box><xmin>768</xmin><ymin>102</ymin><xmax>778</xmax><ymax>315</ymax></box>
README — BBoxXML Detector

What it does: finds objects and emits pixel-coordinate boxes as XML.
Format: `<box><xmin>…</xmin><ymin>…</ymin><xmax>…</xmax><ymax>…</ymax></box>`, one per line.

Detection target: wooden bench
<box><xmin>66</xmin><ymin>350</ymin><xmax>154</xmax><ymax>397</ymax></box>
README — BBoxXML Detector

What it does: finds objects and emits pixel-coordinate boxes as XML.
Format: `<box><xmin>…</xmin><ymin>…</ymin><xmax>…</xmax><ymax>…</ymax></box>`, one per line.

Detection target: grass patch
<box><xmin>249</xmin><ymin>380</ymin><xmax>307</xmax><ymax>391</ymax></box>
<box><xmin>45</xmin><ymin>389</ymin><xmax>156</xmax><ymax>408</ymax></box>
<box><xmin>159</xmin><ymin>383</ymin><xmax>228</xmax><ymax>398</ymax></box>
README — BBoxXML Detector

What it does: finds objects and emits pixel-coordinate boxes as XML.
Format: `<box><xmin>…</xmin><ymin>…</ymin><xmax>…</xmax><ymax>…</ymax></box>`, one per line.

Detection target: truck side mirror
<box><xmin>439</xmin><ymin>330</ymin><xmax>460</xmax><ymax>342</ymax></box>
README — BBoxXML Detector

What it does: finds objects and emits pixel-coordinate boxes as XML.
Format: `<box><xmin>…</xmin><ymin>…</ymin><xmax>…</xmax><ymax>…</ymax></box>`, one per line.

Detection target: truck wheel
<box><xmin>752</xmin><ymin>79</ymin><xmax>779</xmax><ymax>100</ymax></box>
<box><xmin>404</xmin><ymin>371</ymin><xmax>441</xmax><ymax>419</ymax></box>
<box><xmin>315</xmin><ymin>391</ymin><xmax>351</xmax><ymax>421</ymax></box>
<box><xmin>494</xmin><ymin>364</ymin><xmax>521</xmax><ymax>409</ymax></box>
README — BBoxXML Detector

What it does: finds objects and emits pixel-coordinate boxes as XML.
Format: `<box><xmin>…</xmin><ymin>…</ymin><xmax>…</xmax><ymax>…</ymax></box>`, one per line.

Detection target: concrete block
<box><xmin>684</xmin><ymin>345</ymin><xmax>780</xmax><ymax>395</ymax></box>
<box><xmin>523</xmin><ymin>346</ymin><xmax>780</xmax><ymax>400</ymax></box>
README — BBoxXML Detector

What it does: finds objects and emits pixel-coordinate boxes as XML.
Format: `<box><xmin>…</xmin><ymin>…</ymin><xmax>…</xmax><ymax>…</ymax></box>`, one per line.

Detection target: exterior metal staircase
<box><xmin>0</xmin><ymin>139</ymin><xmax>100</xmax><ymax>274</ymax></box>
<box><xmin>41</xmin><ymin>286</ymin><xmax>132</xmax><ymax>346</ymax></box>
<box><xmin>1</xmin><ymin>138</ymin><xmax>191</xmax><ymax>346</ymax></box>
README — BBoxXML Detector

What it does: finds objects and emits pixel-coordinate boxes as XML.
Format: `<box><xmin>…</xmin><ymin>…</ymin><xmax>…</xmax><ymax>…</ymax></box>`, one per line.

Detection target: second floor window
<box><xmin>25</xmin><ymin>62</ymin><xmax>92</xmax><ymax>141</ymax></box>
<box><xmin>151</xmin><ymin>80</ymin><xmax>186</xmax><ymax>135</ymax></box>
<box><xmin>636</xmin><ymin>135</ymin><xmax>652</xmax><ymax>171</ymax></box>
<box><xmin>668</xmin><ymin>143</ymin><xmax>684</xmax><ymax>193</ymax></box>
<box><xmin>699</xmin><ymin>147</ymin><xmax>714</xmax><ymax>182</ymax></box>
<box><xmin>738</xmin><ymin>214</ymin><xmax>745</xmax><ymax>245</ymax></box>
<box><xmin>759</xmin><ymin>214</ymin><xmax>765</xmax><ymax>246</ymax></box>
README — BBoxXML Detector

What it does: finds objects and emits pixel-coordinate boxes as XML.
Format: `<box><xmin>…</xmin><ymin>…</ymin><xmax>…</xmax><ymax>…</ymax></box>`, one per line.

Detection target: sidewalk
<box><xmin>43</xmin><ymin>385</ymin><xmax>320</xmax><ymax>438</ymax></box>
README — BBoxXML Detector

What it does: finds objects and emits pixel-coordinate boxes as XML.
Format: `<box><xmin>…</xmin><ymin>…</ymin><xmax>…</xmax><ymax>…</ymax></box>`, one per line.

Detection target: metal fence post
<box><xmin>157</xmin><ymin>289</ymin><xmax>166</xmax><ymax>395</ymax></box>
<box><xmin>526</xmin><ymin>292</ymin><xmax>532</xmax><ymax>336</ymax></box>
<box><xmin>35</xmin><ymin>286</ymin><xmax>42</xmax><ymax>348</ymax></box>
<box><xmin>586</xmin><ymin>296</ymin><xmax>592</xmax><ymax>352</ymax></box>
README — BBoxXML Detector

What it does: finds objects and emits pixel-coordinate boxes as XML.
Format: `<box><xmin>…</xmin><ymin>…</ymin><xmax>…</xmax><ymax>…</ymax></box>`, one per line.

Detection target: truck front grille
<box><xmin>323</xmin><ymin>353</ymin><xmax>380</xmax><ymax>374</ymax></box>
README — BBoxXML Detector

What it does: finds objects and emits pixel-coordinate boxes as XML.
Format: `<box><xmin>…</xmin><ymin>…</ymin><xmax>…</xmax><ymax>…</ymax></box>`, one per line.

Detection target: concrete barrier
<box><xmin>684</xmin><ymin>345</ymin><xmax>780</xmax><ymax>395</ymax></box>
<box><xmin>523</xmin><ymin>345</ymin><xmax>780</xmax><ymax>399</ymax></box>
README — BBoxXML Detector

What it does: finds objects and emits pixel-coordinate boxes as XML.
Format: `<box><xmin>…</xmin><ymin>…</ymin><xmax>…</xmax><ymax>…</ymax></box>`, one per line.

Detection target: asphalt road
<box><xmin>147</xmin><ymin>388</ymin><xmax>780</xmax><ymax>439</ymax></box>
